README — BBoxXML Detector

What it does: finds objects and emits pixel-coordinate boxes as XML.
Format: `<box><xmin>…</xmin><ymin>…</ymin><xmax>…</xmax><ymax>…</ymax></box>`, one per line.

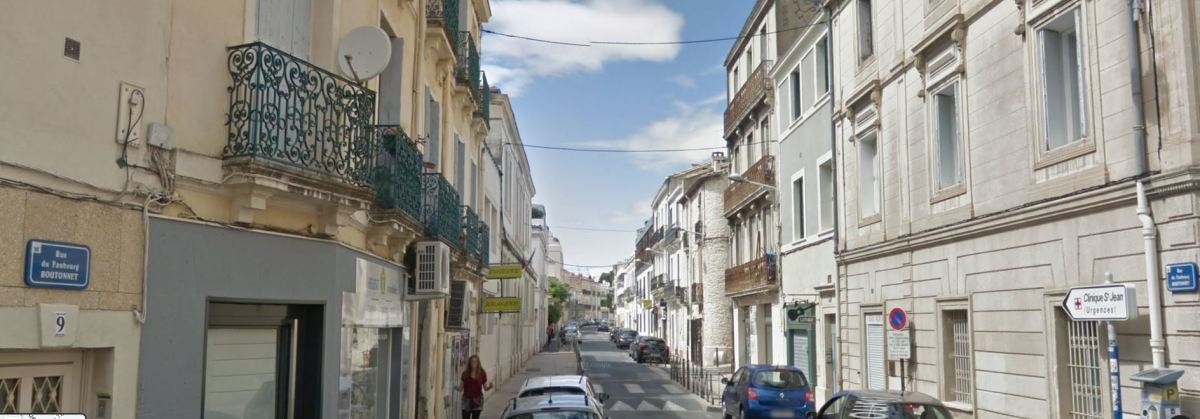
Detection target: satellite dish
<box><xmin>337</xmin><ymin>26</ymin><xmax>392</xmax><ymax>81</ymax></box>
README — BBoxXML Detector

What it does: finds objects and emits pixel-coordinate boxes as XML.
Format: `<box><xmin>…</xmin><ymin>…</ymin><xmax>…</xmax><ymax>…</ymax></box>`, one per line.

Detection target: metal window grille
<box><xmin>0</xmin><ymin>378</ymin><xmax>17</xmax><ymax>413</ymax></box>
<box><xmin>1067</xmin><ymin>319</ymin><xmax>1105</xmax><ymax>419</ymax></box>
<box><xmin>946</xmin><ymin>310</ymin><xmax>973</xmax><ymax>404</ymax></box>
<box><xmin>31</xmin><ymin>376</ymin><xmax>62</xmax><ymax>413</ymax></box>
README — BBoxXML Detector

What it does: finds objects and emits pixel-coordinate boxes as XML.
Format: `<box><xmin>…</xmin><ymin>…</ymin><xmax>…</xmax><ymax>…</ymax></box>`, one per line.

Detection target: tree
<box><xmin>547</xmin><ymin>301</ymin><xmax>562</xmax><ymax>325</ymax></box>
<box><xmin>549</xmin><ymin>279</ymin><xmax>570</xmax><ymax>304</ymax></box>
<box><xmin>598</xmin><ymin>271</ymin><xmax>614</xmax><ymax>285</ymax></box>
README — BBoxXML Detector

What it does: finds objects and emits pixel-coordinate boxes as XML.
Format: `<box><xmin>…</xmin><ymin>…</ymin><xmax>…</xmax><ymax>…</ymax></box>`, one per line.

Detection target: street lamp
<box><xmin>728</xmin><ymin>173</ymin><xmax>778</xmax><ymax>190</ymax></box>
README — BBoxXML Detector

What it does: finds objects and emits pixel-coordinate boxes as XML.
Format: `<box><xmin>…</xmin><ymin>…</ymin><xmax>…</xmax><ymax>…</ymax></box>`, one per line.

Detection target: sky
<box><xmin>482</xmin><ymin>0</ymin><xmax>754</xmax><ymax>276</ymax></box>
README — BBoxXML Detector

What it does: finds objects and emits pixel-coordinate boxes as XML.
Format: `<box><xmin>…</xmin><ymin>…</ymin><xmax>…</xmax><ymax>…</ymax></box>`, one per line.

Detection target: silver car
<box><xmin>500</xmin><ymin>394</ymin><xmax>607</xmax><ymax>419</ymax></box>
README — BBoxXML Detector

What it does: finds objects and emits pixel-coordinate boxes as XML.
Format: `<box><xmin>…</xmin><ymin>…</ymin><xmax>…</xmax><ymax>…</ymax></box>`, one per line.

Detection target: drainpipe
<box><xmin>822</xmin><ymin>0</ymin><xmax>842</xmax><ymax>392</ymax></box>
<box><xmin>1127</xmin><ymin>0</ymin><xmax>1165</xmax><ymax>369</ymax></box>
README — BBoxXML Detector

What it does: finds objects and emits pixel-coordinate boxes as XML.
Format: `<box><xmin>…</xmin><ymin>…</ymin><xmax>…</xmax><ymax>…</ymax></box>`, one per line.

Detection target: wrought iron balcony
<box><xmin>476</xmin><ymin>72</ymin><xmax>491</xmax><ymax>126</ymax></box>
<box><xmin>371</xmin><ymin>125</ymin><xmax>423</xmax><ymax>221</ymax></box>
<box><xmin>427</xmin><ymin>0</ymin><xmax>461</xmax><ymax>48</ymax></box>
<box><xmin>724</xmin><ymin>155</ymin><xmax>775</xmax><ymax>215</ymax></box>
<box><xmin>455</xmin><ymin>32</ymin><xmax>481</xmax><ymax>100</ymax></box>
<box><xmin>225</xmin><ymin>42</ymin><xmax>377</xmax><ymax>186</ymax></box>
<box><xmin>479</xmin><ymin>222</ymin><xmax>490</xmax><ymax>266</ymax></box>
<box><xmin>462</xmin><ymin>206</ymin><xmax>484</xmax><ymax>262</ymax></box>
<box><xmin>724</xmin><ymin>61</ymin><xmax>771</xmax><ymax>138</ymax></box>
<box><xmin>421</xmin><ymin>173</ymin><xmax>462</xmax><ymax>247</ymax></box>
<box><xmin>724</xmin><ymin>254</ymin><xmax>777</xmax><ymax>297</ymax></box>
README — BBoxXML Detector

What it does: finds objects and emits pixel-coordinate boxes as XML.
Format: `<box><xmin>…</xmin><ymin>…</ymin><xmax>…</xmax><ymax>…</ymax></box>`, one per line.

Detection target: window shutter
<box><xmin>425</xmin><ymin>89</ymin><xmax>440</xmax><ymax>169</ymax></box>
<box><xmin>865</xmin><ymin>313</ymin><xmax>885</xmax><ymax>390</ymax></box>
<box><xmin>448</xmin><ymin>280</ymin><xmax>467</xmax><ymax>327</ymax></box>
<box><xmin>378</xmin><ymin>38</ymin><xmax>405</xmax><ymax>125</ymax></box>
<box><xmin>455</xmin><ymin>138</ymin><xmax>466</xmax><ymax>194</ymax></box>
<box><xmin>791</xmin><ymin>330</ymin><xmax>811</xmax><ymax>379</ymax></box>
<box><xmin>257</xmin><ymin>0</ymin><xmax>310</xmax><ymax>59</ymax></box>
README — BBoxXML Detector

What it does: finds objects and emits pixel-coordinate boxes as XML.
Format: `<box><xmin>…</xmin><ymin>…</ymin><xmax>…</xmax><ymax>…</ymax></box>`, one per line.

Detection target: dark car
<box><xmin>597</xmin><ymin>324</ymin><xmax>610</xmax><ymax>332</ymax></box>
<box><xmin>721</xmin><ymin>365</ymin><xmax>814</xmax><ymax>419</ymax></box>
<box><xmin>628</xmin><ymin>336</ymin><xmax>669</xmax><ymax>364</ymax></box>
<box><xmin>614</xmin><ymin>329</ymin><xmax>638</xmax><ymax>349</ymax></box>
<box><xmin>814</xmin><ymin>390</ymin><xmax>953</xmax><ymax>419</ymax></box>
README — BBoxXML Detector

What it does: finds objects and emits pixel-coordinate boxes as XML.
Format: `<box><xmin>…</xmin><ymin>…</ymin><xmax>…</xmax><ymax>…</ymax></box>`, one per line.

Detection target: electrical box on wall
<box><xmin>116</xmin><ymin>82</ymin><xmax>145</xmax><ymax>147</ymax></box>
<box><xmin>147</xmin><ymin>122</ymin><xmax>173</xmax><ymax>149</ymax></box>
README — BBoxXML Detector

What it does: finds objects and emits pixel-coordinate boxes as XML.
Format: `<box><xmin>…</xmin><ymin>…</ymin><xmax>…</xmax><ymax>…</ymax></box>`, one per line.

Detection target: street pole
<box><xmin>1105</xmin><ymin>272</ymin><xmax>1124</xmax><ymax>419</ymax></box>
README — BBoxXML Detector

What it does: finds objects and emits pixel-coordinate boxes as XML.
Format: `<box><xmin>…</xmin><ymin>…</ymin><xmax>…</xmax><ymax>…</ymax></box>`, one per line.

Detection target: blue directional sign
<box><xmin>1166</xmin><ymin>262</ymin><xmax>1198</xmax><ymax>293</ymax></box>
<box><xmin>24</xmin><ymin>240</ymin><xmax>90</xmax><ymax>290</ymax></box>
<box><xmin>888</xmin><ymin>307</ymin><xmax>908</xmax><ymax>331</ymax></box>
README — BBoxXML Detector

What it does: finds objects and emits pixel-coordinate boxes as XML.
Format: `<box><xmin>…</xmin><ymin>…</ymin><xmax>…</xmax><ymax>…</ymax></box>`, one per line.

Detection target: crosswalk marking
<box><xmin>608</xmin><ymin>401</ymin><xmax>634</xmax><ymax>411</ymax></box>
<box><xmin>636</xmin><ymin>400</ymin><xmax>657</xmax><ymax>411</ymax></box>
<box><xmin>624</xmin><ymin>383</ymin><xmax>643</xmax><ymax>394</ymax></box>
<box><xmin>662</xmin><ymin>400</ymin><xmax>687</xmax><ymax>411</ymax></box>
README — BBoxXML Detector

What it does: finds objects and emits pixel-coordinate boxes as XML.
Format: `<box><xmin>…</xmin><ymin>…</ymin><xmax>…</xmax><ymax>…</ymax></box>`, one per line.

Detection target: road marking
<box><xmin>665</xmin><ymin>383</ymin><xmax>687</xmax><ymax>393</ymax></box>
<box><xmin>636</xmin><ymin>400</ymin><xmax>659</xmax><ymax>411</ymax></box>
<box><xmin>608</xmin><ymin>401</ymin><xmax>634</xmax><ymax>411</ymax></box>
<box><xmin>589</xmin><ymin>373</ymin><xmax>611</xmax><ymax>378</ymax></box>
<box><xmin>662</xmin><ymin>400</ymin><xmax>687</xmax><ymax>411</ymax></box>
<box><xmin>624</xmin><ymin>383</ymin><xmax>643</xmax><ymax>394</ymax></box>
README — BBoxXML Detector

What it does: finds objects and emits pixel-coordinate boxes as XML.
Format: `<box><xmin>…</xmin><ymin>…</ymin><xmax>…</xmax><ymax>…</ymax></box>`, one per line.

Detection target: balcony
<box><xmin>724</xmin><ymin>155</ymin><xmax>775</xmax><ymax>215</ymax></box>
<box><xmin>421</xmin><ymin>173</ymin><xmax>462</xmax><ymax>248</ymax></box>
<box><xmin>462</xmin><ymin>206</ymin><xmax>489</xmax><ymax>266</ymax></box>
<box><xmin>476</xmin><ymin>72</ymin><xmax>491</xmax><ymax>126</ymax></box>
<box><xmin>455</xmin><ymin>32</ymin><xmax>481</xmax><ymax>101</ymax></box>
<box><xmin>425</xmin><ymin>0</ymin><xmax>461</xmax><ymax>59</ymax></box>
<box><xmin>724</xmin><ymin>61</ymin><xmax>771</xmax><ymax>138</ymax></box>
<box><xmin>371</xmin><ymin>125</ymin><xmax>423</xmax><ymax>223</ymax></box>
<box><xmin>724</xmin><ymin>254</ymin><xmax>777</xmax><ymax>297</ymax></box>
<box><xmin>224</xmin><ymin>42</ymin><xmax>378</xmax><ymax>188</ymax></box>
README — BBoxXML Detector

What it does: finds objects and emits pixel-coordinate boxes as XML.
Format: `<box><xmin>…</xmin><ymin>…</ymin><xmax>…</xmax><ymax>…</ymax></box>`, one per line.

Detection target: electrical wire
<box><xmin>510</xmin><ymin>141</ymin><xmax>771</xmax><ymax>153</ymax></box>
<box><xmin>483</xmin><ymin>20</ymin><xmax>828</xmax><ymax>47</ymax></box>
<box><xmin>553</xmin><ymin>226</ymin><xmax>639</xmax><ymax>233</ymax></box>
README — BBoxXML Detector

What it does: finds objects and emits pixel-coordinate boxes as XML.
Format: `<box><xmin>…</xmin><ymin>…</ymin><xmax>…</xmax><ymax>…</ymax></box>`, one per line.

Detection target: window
<box><xmin>864</xmin><ymin>313</ymin><xmax>885</xmax><ymax>390</ymax></box>
<box><xmin>257</xmin><ymin>0</ymin><xmax>311</xmax><ymax>58</ymax></box>
<box><xmin>932</xmin><ymin>82</ymin><xmax>962</xmax><ymax>189</ymax></box>
<box><xmin>858</xmin><ymin>133</ymin><xmax>880</xmax><ymax>217</ymax></box>
<box><xmin>1055</xmin><ymin>309</ymin><xmax>1106</xmax><ymax>418</ymax></box>
<box><xmin>792</xmin><ymin>176</ymin><xmax>805</xmax><ymax>239</ymax></box>
<box><xmin>760</xmin><ymin>119</ymin><xmax>771</xmax><ymax>151</ymax></box>
<box><xmin>818</xmin><ymin>159</ymin><xmax>834</xmax><ymax>230</ymax></box>
<box><xmin>801</xmin><ymin>52</ymin><xmax>816</xmax><ymax>110</ymax></box>
<box><xmin>759</xmin><ymin>27</ymin><xmax>768</xmax><ymax>62</ymax></box>
<box><xmin>469</xmin><ymin>160</ymin><xmax>478</xmax><ymax>207</ymax></box>
<box><xmin>790</xmin><ymin>70</ymin><xmax>802</xmax><ymax>120</ymax></box>
<box><xmin>942</xmin><ymin>310</ymin><xmax>972</xmax><ymax>404</ymax></box>
<box><xmin>814</xmin><ymin>36</ymin><xmax>830</xmax><ymax>100</ymax></box>
<box><xmin>1038</xmin><ymin>8</ymin><xmax>1087</xmax><ymax>150</ymax></box>
<box><xmin>454</xmin><ymin>137</ymin><xmax>465</xmax><ymax>192</ymax></box>
<box><xmin>733</xmin><ymin>67</ymin><xmax>741</xmax><ymax>91</ymax></box>
<box><xmin>857</xmin><ymin>0</ymin><xmax>874</xmax><ymax>62</ymax></box>
<box><xmin>424</xmin><ymin>88</ymin><xmax>441</xmax><ymax>169</ymax></box>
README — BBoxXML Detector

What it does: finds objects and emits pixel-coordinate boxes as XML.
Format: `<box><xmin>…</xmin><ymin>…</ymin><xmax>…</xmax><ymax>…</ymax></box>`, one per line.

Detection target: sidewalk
<box><xmin>480</xmin><ymin>342</ymin><xmax>580</xmax><ymax>419</ymax></box>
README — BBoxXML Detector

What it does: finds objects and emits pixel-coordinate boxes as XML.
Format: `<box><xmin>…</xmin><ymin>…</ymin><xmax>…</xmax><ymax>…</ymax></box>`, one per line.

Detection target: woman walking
<box><xmin>456</xmin><ymin>354</ymin><xmax>492</xmax><ymax>419</ymax></box>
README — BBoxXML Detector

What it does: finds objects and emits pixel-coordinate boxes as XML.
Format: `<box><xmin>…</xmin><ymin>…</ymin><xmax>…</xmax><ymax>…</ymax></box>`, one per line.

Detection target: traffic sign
<box><xmin>1062</xmin><ymin>283</ymin><xmax>1138</xmax><ymax>321</ymax></box>
<box><xmin>1166</xmin><ymin>262</ymin><xmax>1198</xmax><ymax>292</ymax></box>
<box><xmin>887</xmin><ymin>330</ymin><xmax>911</xmax><ymax>360</ymax></box>
<box><xmin>887</xmin><ymin>307</ymin><xmax>908</xmax><ymax>331</ymax></box>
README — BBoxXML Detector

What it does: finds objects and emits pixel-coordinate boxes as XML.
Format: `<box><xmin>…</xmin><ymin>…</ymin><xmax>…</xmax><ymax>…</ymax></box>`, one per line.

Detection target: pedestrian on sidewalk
<box><xmin>546</xmin><ymin>324</ymin><xmax>554</xmax><ymax>345</ymax></box>
<box><xmin>455</xmin><ymin>354</ymin><xmax>492</xmax><ymax>419</ymax></box>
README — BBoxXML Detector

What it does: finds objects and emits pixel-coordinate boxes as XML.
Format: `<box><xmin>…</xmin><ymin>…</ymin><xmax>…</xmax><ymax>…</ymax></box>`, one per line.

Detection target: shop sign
<box><xmin>482</xmin><ymin>297</ymin><xmax>521</xmax><ymax>313</ymax></box>
<box><xmin>345</xmin><ymin>258</ymin><xmax>407</xmax><ymax>327</ymax></box>
<box><xmin>24</xmin><ymin>239</ymin><xmax>90</xmax><ymax>290</ymax></box>
<box><xmin>487</xmin><ymin>264</ymin><xmax>523</xmax><ymax>279</ymax></box>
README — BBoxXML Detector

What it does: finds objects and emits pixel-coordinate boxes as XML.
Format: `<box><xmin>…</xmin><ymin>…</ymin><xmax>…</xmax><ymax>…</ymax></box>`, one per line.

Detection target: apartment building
<box><xmin>829</xmin><ymin>0</ymin><xmax>1200</xmax><ymax>417</ymax></box>
<box><xmin>648</xmin><ymin>173</ymin><xmax>687</xmax><ymax>347</ymax></box>
<box><xmin>771</xmin><ymin>2</ymin><xmax>839</xmax><ymax>401</ymax></box>
<box><xmin>0</xmin><ymin>0</ymin><xmax>520</xmax><ymax>417</ymax></box>
<box><xmin>679</xmin><ymin>155</ymin><xmax>736</xmax><ymax>368</ymax></box>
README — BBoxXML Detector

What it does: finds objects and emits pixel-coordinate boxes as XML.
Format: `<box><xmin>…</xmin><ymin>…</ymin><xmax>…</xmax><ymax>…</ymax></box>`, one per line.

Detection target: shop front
<box><xmin>138</xmin><ymin>218</ymin><xmax>414</xmax><ymax>419</ymax></box>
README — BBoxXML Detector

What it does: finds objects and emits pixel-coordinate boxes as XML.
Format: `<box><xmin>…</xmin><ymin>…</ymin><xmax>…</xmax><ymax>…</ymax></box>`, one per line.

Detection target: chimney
<box><xmin>710</xmin><ymin>152</ymin><xmax>727</xmax><ymax>172</ymax></box>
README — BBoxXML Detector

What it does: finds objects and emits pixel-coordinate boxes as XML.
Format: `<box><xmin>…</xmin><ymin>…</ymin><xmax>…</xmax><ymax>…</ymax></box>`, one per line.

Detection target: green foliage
<box><xmin>549</xmin><ymin>279</ymin><xmax>571</xmax><ymax>303</ymax></box>
<box><xmin>598</xmin><ymin>271</ymin><xmax>615</xmax><ymax>284</ymax></box>
<box><xmin>547</xmin><ymin>300</ymin><xmax>563</xmax><ymax>324</ymax></box>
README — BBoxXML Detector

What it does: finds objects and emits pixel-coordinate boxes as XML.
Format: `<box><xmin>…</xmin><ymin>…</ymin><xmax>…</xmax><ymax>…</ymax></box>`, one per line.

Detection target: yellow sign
<box><xmin>641</xmin><ymin>299</ymin><xmax>653</xmax><ymax>309</ymax></box>
<box><xmin>1165</xmin><ymin>387</ymin><xmax>1179</xmax><ymax>401</ymax></box>
<box><xmin>482</xmin><ymin>297</ymin><xmax>521</xmax><ymax>313</ymax></box>
<box><xmin>487</xmin><ymin>264</ymin><xmax>523</xmax><ymax>279</ymax></box>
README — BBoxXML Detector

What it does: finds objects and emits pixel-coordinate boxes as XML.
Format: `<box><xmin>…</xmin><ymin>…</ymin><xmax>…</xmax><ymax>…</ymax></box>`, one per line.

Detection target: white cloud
<box><xmin>668</xmin><ymin>74</ymin><xmax>696</xmax><ymax>88</ymax></box>
<box><xmin>483</xmin><ymin>0</ymin><xmax>684</xmax><ymax>94</ymax></box>
<box><xmin>582</xmin><ymin>98</ymin><xmax>724</xmax><ymax>171</ymax></box>
<box><xmin>607</xmin><ymin>197</ymin><xmax>653</xmax><ymax>224</ymax></box>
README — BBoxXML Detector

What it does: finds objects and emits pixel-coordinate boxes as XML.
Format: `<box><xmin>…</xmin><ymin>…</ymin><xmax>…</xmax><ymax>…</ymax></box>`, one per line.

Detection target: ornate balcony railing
<box><xmin>422</xmin><ymin>173</ymin><xmax>462</xmax><ymax>247</ymax></box>
<box><xmin>724</xmin><ymin>155</ymin><xmax>775</xmax><ymax>214</ymax></box>
<box><xmin>371</xmin><ymin>125</ymin><xmax>423</xmax><ymax>221</ymax></box>
<box><xmin>476</xmin><ymin>72</ymin><xmax>491</xmax><ymax>126</ymax></box>
<box><xmin>724</xmin><ymin>254</ymin><xmax>777</xmax><ymax>296</ymax></box>
<box><xmin>455</xmin><ymin>32</ymin><xmax>481</xmax><ymax>100</ymax></box>
<box><xmin>225</xmin><ymin>42</ymin><xmax>377</xmax><ymax>186</ymax></box>
<box><xmin>723</xmin><ymin>61</ymin><xmax>771</xmax><ymax>137</ymax></box>
<box><xmin>462</xmin><ymin>206</ymin><xmax>482</xmax><ymax>260</ymax></box>
<box><xmin>426</xmin><ymin>0</ymin><xmax>461</xmax><ymax>49</ymax></box>
<box><xmin>479</xmin><ymin>222</ymin><xmax>490</xmax><ymax>266</ymax></box>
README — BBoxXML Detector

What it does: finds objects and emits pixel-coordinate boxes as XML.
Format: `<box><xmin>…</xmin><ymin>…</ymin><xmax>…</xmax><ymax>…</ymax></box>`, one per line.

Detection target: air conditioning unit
<box><xmin>447</xmin><ymin>280</ymin><xmax>473</xmax><ymax>329</ymax></box>
<box><xmin>411</xmin><ymin>241</ymin><xmax>451</xmax><ymax>298</ymax></box>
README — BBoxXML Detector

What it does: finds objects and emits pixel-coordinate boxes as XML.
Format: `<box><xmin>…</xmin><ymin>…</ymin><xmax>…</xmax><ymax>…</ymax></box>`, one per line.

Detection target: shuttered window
<box><xmin>791</xmin><ymin>330</ymin><xmax>811</xmax><ymax>379</ymax></box>
<box><xmin>377</xmin><ymin>37</ymin><xmax>406</xmax><ymax>125</ymax></box>
<box><xmin>257</xmin><ymin>0</ymin><xmax>310</xmax><ymax>58</ymax></box>
<box><xmin>454</xmin><ymin>138</ymin><xmax>465</xmax><ymax>194</ymax></box>
<box><xmin>864</xmin><ymin>313</ymin><xmax>885</xmax><ymax>390</ymax></box>
<box><xmin>424</xmin><ymin>89</ymin><xmax>440</xmax><ymax>169</ymax></box>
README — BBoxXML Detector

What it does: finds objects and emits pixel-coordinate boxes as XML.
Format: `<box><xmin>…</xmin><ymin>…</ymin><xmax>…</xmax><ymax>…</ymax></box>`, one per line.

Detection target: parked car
<box><xmin>597</xmin><ymin>323</ymin><xmax>610</xmax><ymax>332</ymax></box>
<box><xmin>500</xmin><ymin>394</ymin><xmax>607</xmax><ymax>419</ymax></box>
<box><xmin>614</xmin><ymin>329</ymin><xmax>637</xmax><ymax>349</ymax></box>
<box><xmin>561</xmin><ymin>325</ymin><xmax>580</xmax><ymax>343</ymax></box>
<box><xmin>721</xmin><ymin>365</ymin><xmax>815</xmax><ymax>419</ymax></box>
<box><xmin>516</xmin><ymin>375</ymin><xmax>610</xmax><ymax>414</ymax></box>
<box><xmin>814</xmin><ymin>390</ymin><xmax>953</xmax><ymax>419</ymax></box>
<box><xmin>628</xmin><ymin>336</ymin><xmax>669</xmax><ymax>364</ymax></box>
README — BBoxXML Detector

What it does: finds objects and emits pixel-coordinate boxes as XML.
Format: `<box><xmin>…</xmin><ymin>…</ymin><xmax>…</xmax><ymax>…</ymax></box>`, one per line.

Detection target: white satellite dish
<box><xmin>337</xmin><ymin>26</ymin><xmax>392</xmax><ymax>81</ymax></box>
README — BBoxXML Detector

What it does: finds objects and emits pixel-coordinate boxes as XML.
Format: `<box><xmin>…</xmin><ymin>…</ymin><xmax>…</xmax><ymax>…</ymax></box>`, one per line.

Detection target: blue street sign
<box><xmin>24</xmin><ymin>239</ymin><xmax>90</xmax><ymax>290</ymax></box>
<box><xmin>888</xmin><ymin>307</ymin><xmax>908</xmax><ymax>331</ymax></box>
<box><xmin>1166</xmin><ymin>263</ymin><xmax>1198</xmax><ymax>293</ymax></box>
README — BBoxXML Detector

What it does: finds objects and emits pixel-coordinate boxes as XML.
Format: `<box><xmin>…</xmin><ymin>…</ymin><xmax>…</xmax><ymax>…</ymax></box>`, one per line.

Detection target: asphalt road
<box><xmin>578</xmin><ymin>328</ymin><xmax>723</xmax><ymax>419</ymax></box>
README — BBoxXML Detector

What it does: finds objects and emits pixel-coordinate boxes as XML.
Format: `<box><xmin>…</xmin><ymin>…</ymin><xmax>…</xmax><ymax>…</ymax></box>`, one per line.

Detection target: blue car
<box><xmin>721</xmin><ymin>365</ymin><xmax>814</xmax><ymax>419</ymax></box>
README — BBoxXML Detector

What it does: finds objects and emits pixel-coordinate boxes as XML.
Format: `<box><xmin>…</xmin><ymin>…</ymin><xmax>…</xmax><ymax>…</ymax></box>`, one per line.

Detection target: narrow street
<box><xmin>578</xmin><ymin>328</ymin><xmax>722</xmax><ymax>419</ymax></box>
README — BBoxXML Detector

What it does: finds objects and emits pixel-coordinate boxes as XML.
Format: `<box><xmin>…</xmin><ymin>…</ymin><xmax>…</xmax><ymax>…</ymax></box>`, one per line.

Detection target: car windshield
<box><xmin>620</xmin><ymin>331</ymin><xmax>637</xmax><ymax>337</ymax></box>
<box><xmin>519</xmin><ymin>387</ymin><xmax>587</xmax><ymax>398</ymax></box>
<box><xmin>507</xmin><ymin>412</ymin><xmax>597</xmax><ymax>419</ymax></box>
<box><xmin>644</xmin><ymin>339</ymin><xmax>665</xmax><ymax>347</ymax></box>
<box><xmin>751</xmin><ymin>370</ymin><xmax>808</xmax><ymax>388</ymax></box>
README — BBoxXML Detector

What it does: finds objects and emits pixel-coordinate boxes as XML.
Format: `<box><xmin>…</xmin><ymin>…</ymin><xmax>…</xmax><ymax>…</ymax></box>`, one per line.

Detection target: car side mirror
<box><xmin>720</xmin><ymin>378</ymin><xmax>730</xmax><ymax>385</ymax></box>
<box><xmin>597</xmin><ymin>393</ymin><xmax>610</xmax><ymax>402</ymax></box>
